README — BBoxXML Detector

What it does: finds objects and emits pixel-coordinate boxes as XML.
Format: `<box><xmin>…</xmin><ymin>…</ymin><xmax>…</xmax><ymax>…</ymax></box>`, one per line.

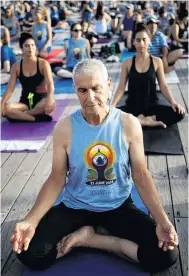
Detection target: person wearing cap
<box><xmin>32</xmin><ymin>7</ymin><xmax>52</xmax><ymax>58</ymax></box>
<box><xmin>146</xmin><ymin>15</ymin><xmax>184</xmax><ymax>73</ymax></box>
<box><xmin>120</xmin><ymin>3</ymin><xmax>135</xmax><ymax>50</ymax></box>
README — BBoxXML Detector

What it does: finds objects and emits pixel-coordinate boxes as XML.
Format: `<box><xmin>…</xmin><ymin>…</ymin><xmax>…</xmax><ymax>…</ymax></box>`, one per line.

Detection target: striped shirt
<box><xmin>149</xmin><ymin>31</ymin><xmax>168</xmax><ymax>57</ymax></box>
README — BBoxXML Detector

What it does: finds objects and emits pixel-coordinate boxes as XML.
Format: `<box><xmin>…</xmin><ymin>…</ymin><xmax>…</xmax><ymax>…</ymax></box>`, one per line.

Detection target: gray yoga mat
<box><xmin>143</xmin><ymin>124</ymin><xmax>183</xmax><ymax>155</ymax></box>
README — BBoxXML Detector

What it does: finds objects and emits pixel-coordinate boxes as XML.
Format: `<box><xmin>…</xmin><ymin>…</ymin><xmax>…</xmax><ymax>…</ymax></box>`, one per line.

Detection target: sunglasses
<box><xmin>72</xmin><ymin>29</ymin><xmax>82</xmax><ymax>32</ymax></box>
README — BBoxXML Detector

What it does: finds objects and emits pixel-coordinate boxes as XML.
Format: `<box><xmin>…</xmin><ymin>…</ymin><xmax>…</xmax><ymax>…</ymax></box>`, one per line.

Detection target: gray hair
<box><xmin>72</xmin><ymin>59</ymin><xmax>109</xmax><ymax>83</ymax></box>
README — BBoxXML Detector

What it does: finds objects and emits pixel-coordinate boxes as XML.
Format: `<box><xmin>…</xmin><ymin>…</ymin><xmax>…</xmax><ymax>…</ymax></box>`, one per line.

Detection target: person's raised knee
<box><xmin>138</xmin><ymin>245</ymin><xmax>179</xmax><ymax>273</ymax></box>
<box><xmin>17</xmin><ymin>246</ymin><xmax>57</xmax><ymax>271</ymax></box>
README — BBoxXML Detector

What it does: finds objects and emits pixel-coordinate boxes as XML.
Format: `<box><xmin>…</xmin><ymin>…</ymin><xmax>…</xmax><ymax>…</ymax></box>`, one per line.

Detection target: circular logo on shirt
<box><xmin>72</xmin><ymin>47</ymin><xmax>83</xmax><ymax>60</ymax></box>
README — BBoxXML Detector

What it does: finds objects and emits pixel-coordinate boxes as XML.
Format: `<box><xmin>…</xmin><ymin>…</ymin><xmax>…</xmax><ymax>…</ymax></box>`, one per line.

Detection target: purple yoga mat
<box><xmin>1</xmin><ymin>100</ymin><xmax>69</xmax><ymax>141</ymax></box>
<box><xmin>23</xmin><ymin>248</ymin><xmax>150</xmax><ymax>276</ymax></box>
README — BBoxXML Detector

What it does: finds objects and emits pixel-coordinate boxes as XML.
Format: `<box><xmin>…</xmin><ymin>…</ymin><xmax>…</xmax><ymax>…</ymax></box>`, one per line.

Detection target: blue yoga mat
<box><xmin>54</xmin><ymin>78</ymin><xmax>75</xmax><ymax>94</ymax></box>
<box><xmin>120</xmin><ymin>48</ymin><xmax>136</xmax><ymax>62</ymax></box>
<box><xmin>23</xmin><ymin>248</ymin><xmax>149</xmax><ymax>276</ymax></box>
<box><xmin>1</xmin><ymin>80</ymin><xmax>20</xmax><ymax>97</ymax></box>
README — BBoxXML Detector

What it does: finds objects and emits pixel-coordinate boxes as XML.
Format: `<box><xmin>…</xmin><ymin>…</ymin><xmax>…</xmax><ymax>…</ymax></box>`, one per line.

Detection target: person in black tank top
<box><xmin>1</xmin><ymin>33</ymin><xmax>55</xmax><ymax>123</ymax></box>
<box><xmin>170</xmin><ymin>11</ymin><xmax>188</xmax><ymax>53</ymax></box>
<box><xmin>113</xmin><ymin>24</ymin><xmax>185</xmax><ymax>128</ymax></box>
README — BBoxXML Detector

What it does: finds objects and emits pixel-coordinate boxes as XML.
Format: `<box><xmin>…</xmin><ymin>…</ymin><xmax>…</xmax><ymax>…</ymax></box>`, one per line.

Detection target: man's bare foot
<box><xmin>138</xmin><ymin>114</ymin><xmax>166</xmax><ymax>128</ymax></box>
<box><xmin>57</xmin><ymin>226</ymin><xmax>95</xmax><ymax>258</ymax></box>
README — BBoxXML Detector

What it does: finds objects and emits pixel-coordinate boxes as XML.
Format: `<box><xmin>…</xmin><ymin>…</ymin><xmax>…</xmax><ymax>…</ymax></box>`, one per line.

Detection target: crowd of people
<box><xmin>1</xmin><ymin>0</ymin><xmax>188</xmax><ymax>274</ymax></box>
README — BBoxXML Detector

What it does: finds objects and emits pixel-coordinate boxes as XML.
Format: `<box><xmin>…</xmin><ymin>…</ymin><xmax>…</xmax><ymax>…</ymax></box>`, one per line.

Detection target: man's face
<box><xmin>74</xmin><ymin>71</ymin><xmax>111</xmax><ymax>116</ymax></box>
<box><xmin>147</xmin><ymin>22</ymin><xmax>158</xmax><ymax>35</ymax></box>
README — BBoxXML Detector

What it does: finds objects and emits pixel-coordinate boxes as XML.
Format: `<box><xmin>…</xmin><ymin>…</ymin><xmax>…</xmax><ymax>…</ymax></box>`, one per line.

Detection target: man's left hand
<box><xmin>156</xmin><ymin>221</ymin><xmax>178</xmax><ymax>251</ymax></box>
<box><xmin>171</xmin><ymin>102</ymin><xmax>185</xmax><ymax>114</ymax></box>
<box><xmin>45</xmin><ymin>96</ymin><xmax>55</xmax><ymax>114</ymax></box>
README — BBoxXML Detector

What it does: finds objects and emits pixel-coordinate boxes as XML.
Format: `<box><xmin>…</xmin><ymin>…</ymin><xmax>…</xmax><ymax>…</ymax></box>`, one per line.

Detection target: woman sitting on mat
<box><xmin>91</xmin><ymin>2</ymin><xmax>112</xmax><ymax>39</ymax></box>
<box><xmin>112</xmin><ymin>24</ymin><xmax>185</xmax><ymax>128</ymax></box>
<box><xmin>0</xmin><ymin>33</ymin><xmax>55</xmax><ymax>123</ymax></box>
<box><xmin>3</xmin><ymin>5</ymin><xmax>21</xmax><ymax>42</ymax></box>
<box><xmin>170</xmin><ymin>10</ymin><xmax>188</xmax><ymax>53</ymax></box>
<box><xmin>33</xmin><ymin>7</ymin><xmax>52</xmax><ymax>58</ymax></box>
<box><xmin>53</xmin><ymin>23</ymin><xmax>91</xmax><ymax>78</ymax></box>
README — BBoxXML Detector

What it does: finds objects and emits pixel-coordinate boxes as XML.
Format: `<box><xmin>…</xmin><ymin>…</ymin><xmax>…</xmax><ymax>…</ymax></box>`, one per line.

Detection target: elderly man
<box><xmin>147</xmin><ymin>15</ymin><xmax>183</xmax><ymax>73</ymax></box>
<box><xmin>10</xmin><ymin>59</ymin><xmax>178</xmax><ymax>273</ymax></box>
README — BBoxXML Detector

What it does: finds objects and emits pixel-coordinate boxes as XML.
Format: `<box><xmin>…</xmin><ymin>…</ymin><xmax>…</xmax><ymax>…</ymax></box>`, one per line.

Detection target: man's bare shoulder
<box><xmin>121</xmin><ymin>111</ymin><xmax>142</xmax><ymax>141</ymax></box>
<box><xmin>53</xmin><ymin>115</ymin><xmax>72</xmax><ymax>144</ymax></box>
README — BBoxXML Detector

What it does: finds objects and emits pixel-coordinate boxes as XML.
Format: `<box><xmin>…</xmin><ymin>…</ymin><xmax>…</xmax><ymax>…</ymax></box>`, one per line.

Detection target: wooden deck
<box><xmin>1</xmin><ymin>59</ymin><xmax>188</xmax><ymax>276</ymax></box>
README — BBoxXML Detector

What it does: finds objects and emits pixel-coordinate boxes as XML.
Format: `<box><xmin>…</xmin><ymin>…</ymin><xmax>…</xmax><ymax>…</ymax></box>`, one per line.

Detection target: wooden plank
<box><xmin>148</xmin><ymin>156</ymin><xmax>183</xmax><ymax>276</ymax></box>
<box><xmin>178</xmin><ymin>83</ymin><xmax>188</xmax><ymax>111</ymax></box>
<box><xmin>177</xmin><ymin>114</ymin><xmax>188</xmax><ymax>164</ymax></box>
<box><xmin>148</xmin><ymin>156</ymin><xmax>173</xmax><ymax>222</ymax></box>
<box><xmin>1</xmin><ymin>137</ymin><xmax>52</xmax><ymax>213</ymax></box>
<box><xmin>1</xmin><ymin>213</ymin><xmax>7</xmax><ymax>224</ymax></box>
<box><xmin>148</xmin><ymin>155</ymin><xmax>168</xmax><ymax>180</ymax></box>
<box><xmin>175</xmin><ymin>218</ymin><xmax>188</xmax><ymax>276</ymax></box>
<box><xmin>1</xmin><ymin>252</ymin><xmax>24</xmax><ymax>276</ymax></box>
<box><xmin>178</xmin><ymin>59</ymin><xmax>188</xmax><ymax>83</ymax></box>
<box><xmin>175</xmin><ymin>61</ymin><xmax>187</xmax><ymax>84</ymax></box>
<box><xmin>169</xmin><ymin>84</ymin><xmax>188</xmax><ymax>164</ymax></box>
<box><xmin>1</xmin><ymin>153</ymin><xmax>11</xmax><ymax>167</ymax></box>
<box><xmin>167</xmin><ymin>155</ymin><xmax>188</xmax><ymax>218</ymax></box>
<box><xmin>1</xmin><ymin>150</ymin><xmax>53</xmax><ymax>269</ymax></box>
<box><xmin>1</xmin><ymin>153</ymin><xmax>27</xmax><ymax>191</ymax></box>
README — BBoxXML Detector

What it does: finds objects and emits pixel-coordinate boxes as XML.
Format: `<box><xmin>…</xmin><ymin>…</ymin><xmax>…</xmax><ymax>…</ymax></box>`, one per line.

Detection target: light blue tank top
<box><xmin>4</xmin><ymin>18</ymin><xmax>17</xmax><ymax>37</ymax></box>
<box><xmin>33</xmin><ymin>22</ymin><xmax>49</xmax><ymax>51</ymax></box>
<box><xmin>61</xmin><ymin>107</ymin><xmax>133</xmax><ymax>211</ymax></box>
<box><xmin>66</xmin><ymin>37</ymin><xmax>87</xmax><ymax>68</ymax></box>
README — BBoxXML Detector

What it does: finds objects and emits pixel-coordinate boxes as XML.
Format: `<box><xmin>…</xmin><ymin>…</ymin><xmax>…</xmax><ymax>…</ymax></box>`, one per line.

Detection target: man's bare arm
<box><xmin>124</xmin><ymin>114</ymin><xmax>169</xmax><ymax>224</ymax></box>
<box><xmin>24</xmin><ymin>117</ymin><xmax>71</xmax><ymax>228</ymax></box>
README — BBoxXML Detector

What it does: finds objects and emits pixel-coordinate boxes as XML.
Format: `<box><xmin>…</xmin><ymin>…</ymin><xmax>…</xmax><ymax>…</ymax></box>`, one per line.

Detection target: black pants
<box><xmin>17</xmin><ymin>196</ymin><xmax>178</xmax><ymax>273</ymax></box>
<box><xmin>118</xmin><ymin>104</ymin><xmax>185</xmax><ymax>126</ymax></box>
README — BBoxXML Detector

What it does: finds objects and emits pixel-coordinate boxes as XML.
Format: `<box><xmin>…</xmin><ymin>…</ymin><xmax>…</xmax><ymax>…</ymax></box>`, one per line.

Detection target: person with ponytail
<box><xmin>0</xmin><ymin>33</ymin><xmax>55</xmax><ymax>122</ymax></box>
<box><xmin>112</xmin><ymin>23</ymin><xmax>185</xmax><ymax>128</ymax></box>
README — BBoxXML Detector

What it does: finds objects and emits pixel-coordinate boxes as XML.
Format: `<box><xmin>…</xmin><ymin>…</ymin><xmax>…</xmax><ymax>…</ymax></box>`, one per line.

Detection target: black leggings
<box><xmin>118</xmin><ymin>104</ymin><xmax>185</xmax><ymax>126</ymax></box>
<box><xmin>17</xmin><ymin>196</ymin><xmax>178</xmax><ymax>273</ymax></box>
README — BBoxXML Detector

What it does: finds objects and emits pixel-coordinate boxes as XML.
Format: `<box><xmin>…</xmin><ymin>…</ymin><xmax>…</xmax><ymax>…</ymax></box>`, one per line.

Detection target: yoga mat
<box><xmin>97</xmin><ymin>37</ymin><xmax>112</xmax><ymax>44</ymax></box>
<box><xmin>23</xmin><ymin>248</ymin><xmax>149</xmax><ymax>276</ymax></box>
<box><xmin>120</xmin><ymin>48</ymin><xmax>136</xmax><ymax>62</ymax></box>
<box><xmin>143</xmin><ymin>124</ymin><xmax>183</xmax><ymax>155</ymax></box>
<box><xmin>45</xmin><ymin>49</ymin><xmax>65</xmax><ymax>60</ymax></box>
<box><xmin>54</xmin><ymin>78</ymin><xmax>75</xmax><ymax>94</ymax></box>
<box><xmin>1</xmin><ymin>99</ymin><xmax>69</xmax><ymax>152</ymax></box>
<box><xmin>180</xmin><ymin>53</ymin><xmax>188</xmax><ymax>59</ymax></box>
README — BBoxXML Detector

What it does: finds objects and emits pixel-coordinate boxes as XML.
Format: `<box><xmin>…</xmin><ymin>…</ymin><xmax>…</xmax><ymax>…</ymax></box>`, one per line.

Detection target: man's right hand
<box><xmin>10</xmin><ymin>221</ymin><xmax>36</xmax><ymax>254</ymax></box>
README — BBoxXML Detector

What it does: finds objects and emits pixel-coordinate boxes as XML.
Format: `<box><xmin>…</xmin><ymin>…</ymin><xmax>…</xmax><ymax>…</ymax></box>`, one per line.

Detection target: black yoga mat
<box><xmin>143</xmin><ymin>124</ymin><xmax>183</xmax><ymax>155</ymax></box>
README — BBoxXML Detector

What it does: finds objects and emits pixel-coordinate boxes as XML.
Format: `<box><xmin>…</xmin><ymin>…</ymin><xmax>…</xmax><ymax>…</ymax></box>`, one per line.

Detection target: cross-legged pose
<box><xmin>11</xmin><ymin>59</ymin><xmax>178</xmax><ymax>273</ymax></box>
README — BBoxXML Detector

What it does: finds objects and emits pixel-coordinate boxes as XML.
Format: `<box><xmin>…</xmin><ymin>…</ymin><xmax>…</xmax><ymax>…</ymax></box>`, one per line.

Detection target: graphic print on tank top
<box><xmin>85</xmin><ymin>141</ymin><xmax>118</xmax><ymax>186</ymax></box>
<box><xmin>72</xmin><ymin>47</ymin><xmax>83</xmax><ymax>61</ymax></box>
